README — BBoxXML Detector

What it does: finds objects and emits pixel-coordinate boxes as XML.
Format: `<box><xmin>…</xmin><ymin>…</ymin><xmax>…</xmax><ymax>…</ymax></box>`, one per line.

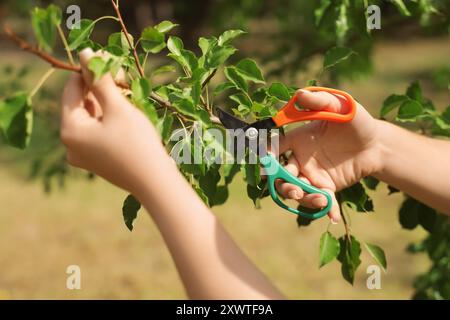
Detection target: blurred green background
<box><xmin>0</xmin><ymin>0</ymin><xmax>449</xmax><ymax>299</ymax></box>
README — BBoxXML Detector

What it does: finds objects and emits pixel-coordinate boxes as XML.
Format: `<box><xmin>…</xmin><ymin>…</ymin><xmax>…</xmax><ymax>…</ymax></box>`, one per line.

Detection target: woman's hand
<box><xmin>276</xmin><ymin>90</ymin><xmax>384</xmax><ymax>223</ymax></box>
<box><xmin>61</xmin><ymin>48</ymin><xmax>171</xmax><ymax>194</ymax></box>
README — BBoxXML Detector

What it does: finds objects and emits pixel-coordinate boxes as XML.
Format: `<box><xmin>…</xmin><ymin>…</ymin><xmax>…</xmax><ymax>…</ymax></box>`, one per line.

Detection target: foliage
<box><xmin>0</xmin><ymin>0</ymin><xmax>449</xmax><ymax>295</ymax></box>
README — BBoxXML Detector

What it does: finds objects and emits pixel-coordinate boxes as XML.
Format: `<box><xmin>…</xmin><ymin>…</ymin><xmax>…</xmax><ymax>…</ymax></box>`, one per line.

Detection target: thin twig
<box><xmin>202</xmin><ymin>69</ymin><xmax>217</xmax><ymax>89</ymax></box>
<box><xmin>336</xmin><ymin>193</ymin><xmax>351</xmax><ymax>243</ymax></box>
<box><xmin>4</xmin><ymin>25</ymin><xmax>80</xmax><ymax>72</ymax></box>
<box><xmin>56</xmin><ymin>25</ymin><xmax>75</xmax><ymax>66</ymax></box>
<box><xmin>110</xmin><ymin>0</ymin><xmax>145</xmax><ymax>78</ymax></box>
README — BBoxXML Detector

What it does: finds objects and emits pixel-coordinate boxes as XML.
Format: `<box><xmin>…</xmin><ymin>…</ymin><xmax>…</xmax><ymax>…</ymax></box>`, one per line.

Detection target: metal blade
<box><xmin>215</xmin><ymin>107</ymin><xmax>249</xmax><ymax>129</ymax></box>
<box><xmin>245</xmin><ymin>118</ymin><xmax>277</xmax><ymax>131</ymax></box>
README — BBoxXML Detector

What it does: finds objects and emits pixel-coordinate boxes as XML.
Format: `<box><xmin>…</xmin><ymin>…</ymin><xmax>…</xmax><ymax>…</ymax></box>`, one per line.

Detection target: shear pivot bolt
<box><xmin>245</xmin><ymin>127</ymin><xmax>259</xmax><ymax>140</ymax></box>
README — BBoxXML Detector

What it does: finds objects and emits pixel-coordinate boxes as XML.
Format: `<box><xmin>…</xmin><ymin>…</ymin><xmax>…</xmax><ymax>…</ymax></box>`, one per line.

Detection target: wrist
<box><xmin>372</xmin><ymin>119</ymin><xmax>401</xmax><ymax>181</ymax></box>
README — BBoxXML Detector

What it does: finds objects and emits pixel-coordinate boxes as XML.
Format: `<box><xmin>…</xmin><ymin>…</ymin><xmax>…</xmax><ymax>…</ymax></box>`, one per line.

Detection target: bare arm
<box><xmin>375</xmin><ymin>121</ymin><xmax>450</xmax><ymax>215</ymax></box>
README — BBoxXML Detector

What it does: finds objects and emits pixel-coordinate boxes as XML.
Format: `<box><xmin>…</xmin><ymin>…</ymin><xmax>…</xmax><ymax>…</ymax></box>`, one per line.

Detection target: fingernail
<box><xmin>312</xmin><ymin>196</ymin><xmax>327</xmax><ymax>207</ymax></box>
<box><xmin>331</xmin><ymin>219</ymin><xmax>339</xmax><ymax>225</ymax></box>
<box><xmin>297</xmin><ymin>89</ymin><xmax>309</xmax><ymax>94</ymax></box>
<box><xmin>79</xmin><ymin>47</ymin><xmax>94</xmax><ymax>57</ymax></box>
<box><xmin>288</xmin><ymin>190</ymin><xmax>300</xmax><ymax>200</ymax></box>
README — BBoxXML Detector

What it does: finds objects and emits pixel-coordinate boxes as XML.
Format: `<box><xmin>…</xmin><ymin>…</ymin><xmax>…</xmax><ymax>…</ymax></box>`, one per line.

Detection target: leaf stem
<box><xmin>30</xmin><ymin>68</ymin><xmax>56</xmax><ymax>100</ymax></box>
<box><xmin>336</xmin><ymin>193</ymin><xmax>352</xmax><ymax>243</ymax></box>
<box><xmin>202</xmin><ymin>69</ymin><xmax>217</xmax><ymax>89</ymax></box>
<box><xmin>57</xmin><ymin>25</ymin><xmax>75</xmax><ymax>66</ymax></box>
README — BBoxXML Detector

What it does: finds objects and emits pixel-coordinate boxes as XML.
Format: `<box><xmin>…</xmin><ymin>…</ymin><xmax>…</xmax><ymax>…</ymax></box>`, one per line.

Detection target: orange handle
<box><xmin>271</xmin><ymin>86</ymin><xmax>357</xmax><ymax>127</ymax></box>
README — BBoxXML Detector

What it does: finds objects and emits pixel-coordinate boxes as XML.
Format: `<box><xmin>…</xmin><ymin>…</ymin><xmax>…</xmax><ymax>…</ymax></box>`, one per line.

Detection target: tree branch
<box><xmin>3</xmin><ymin>23</ymin><xmax>222</xmax><ymax>126</ymax></box>
<box><xmin>110</xmin><ymin>0</ymin><xmax>145</xmax><ymax>78</ymax></box>
<box><xmin>3</xmin><ymin>25</ymin><xmax>81</xmax><ymax>73</ymax></box>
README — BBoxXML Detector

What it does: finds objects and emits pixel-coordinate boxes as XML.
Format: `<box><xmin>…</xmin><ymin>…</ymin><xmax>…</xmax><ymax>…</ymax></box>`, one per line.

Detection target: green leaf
<box><xmin>235</xmin><ymin>59</ymin><xmax>265</xmax><ymax>84</ymax></box>
<box><xmin>224</xmin><ymin>67</ymin><xmax>248</xmax><ymax>92</ymax></box>
<box><xmin>141</xmin><ymin>27</ymin><xmax>166</xmax><ymax>53</ymax></box>
<box><xmin>391</xmin><ymin>0</ymin><xmax>411</xmax><ymax>16</ymax></box>
<box><xmin>230</xmin><ymin>93</ymin><xmax>252</xmax><ymax>108</ymax></box>
<box><xmin>218</xmin><ymin>29</ymin><xmax>245</xmax><ymax>46</ymax></box>
<box><xmin>139</xmin><ymin>100</ymin><xmax>159</xmax><ymax>124</ymax></box>
<box><xmin>247</xmin><ymin>184</ymin><xmax>266</xmax><ymax>208</ymax></box>
<box><xmin>363</xmin><ymin>176</ymin><xmax>379</xmax><ymax>190</ymax></box>
<box><xmin>441</xmin><ymin>106</ymin><xmax>450</xmax><ymax>123</ymax></box>
<box><xmin>108</xmin><ymin>32</ymin><xmax>132</xmax><ymax>55</ymax></box>
<box><xmin>198</xmin><ymin>36</ymin><xmax>218</xmax><ymax>56</ymax></box>
<box><xmin>31</xmin><ymin>5</ymin><xmax>62</xmax><ymax>52</ymax></box>
<box><xmin>213</xmin><ymin>186</ymin><xmax>229</xmax><ymax>206</ymax></box>
<box><xmin>0</xmin><ymin>93</ymin><xmax>33</xmax><ymax>149</ymax></box>
<box><xmin>167</xmin><ymin>36</ymin><xmax>183</xmax><ymax>56</ymax></box>
<box><xmin>396</xmin><ymin>100</ymin><xmax>423</xmax><ymax>120</ymax></box>
<box><xmin>418</xmin><ymin>204</ymin><xmax>437</xmax><ymax>232</ymax></box>
<box><xmin>131</xmin><ymin>78</ymin><xmax>151</xmax><ymax>102</ymax></box>
<box><xmin>122</xmin><ymin>194</ymin><xmax>141</xmax><ymax>231</ymax></box>
<box><xmin>155</xmin><ymin>20</ymin><xmax>178</xmax><ymax>33</ymax></box>
<box><xmin>336</xmin><ymin>2</ymin><xmax>349</xmax><ymax>45</ymax></box>
<box><xmin>323</xmin><ymin>46</ymin><xmax>354</xmax><ymax>69</ymax></box>
<box><xmin>296</xmin><ymin>214</ymin><xmax>313</xmax><ymax>227</ymax></box>
<box><xmin>365</xmin><ymin>243</ymin><xmax>387</xmax><ymax>272</ymax></box>
<box><xmin>68</xmin><ymin>19</ymin><xmax>95</xmax><ymax>51</ymax></box>
<box><xmin>151</xmin><ymin>65</ymin><xmax>176</xmax><ymax>77</ymax></box>
<box><xmin>268</xmin><ymin>82</ymin><xmax>290</xmax><ymax>101</ymax></box>
<box><xmin>399</xmin><ymin>197</ymin><xmax>420</xmax><ymax>230</ymax></box>
<box><xmin>199</xmin><ymin>169</ymin><xmax>221</xmax><ymax>202</ymax></box>
<box><xmin>214</xmin><ymin>82</ymin><xmax>235</xmax><ymax>95</ymax></box>
<box><xmin>167</xmin><ymin>38</ymin><xmax>198</xmax><ymax>74</ymax></box>
<box><xmin>194</xmin><ymin>185</ymin><xmax>210</xmax><ymax>206</ymax></box>
<box><xmin>157</xmin><ymin>114</ymin><xmax>174</xmax><ymax>143</ymax></box>
<box><xmin>252</xmin><ymin>102</ymin><xmax>265</xmax><ymax>113</ymax></box>
<box><xmin>172</xmin><ymin>98</ymin><xmax>197</xmax><ymax>118</ymax></box>
<box><xmin>314</xmin><ymin>0</ymin><xmax>332</xmax><ymax>26</ymax></box>
<box><xmin>338</xmin><ymin>182</ymin><xmax>373</xmax><ymax>212</ymax></box>
<box><xmin>88</xmin><ymin>56</ymin><xmax>120</xmax><ymax>82</ymax></box>
<box><xmin>244</xmin><ymin>163</ymin><xmax>261</xmax><ymax>187</ymax></box>
<box><xmin>205</xmin><ymin>45</ymin><xmax>237</xmax><ymax>69</ymax></box>
<box><xmin>338</xmin><ymin>235</ymin><xmax>362</xmax><ymax>285</ymax></box>
<box><xmin>223</xmin><ymin>163</ymin><xmax>240</xmax><ymax>185</ymax></box>
<box><xmin>319</xmin><ymin>231</ymin><xmax>340</xmax><ymax>268</ymax></box>
<box><xmin>380</xmin><ymin>94</ymin><xmax>408</xmax><ymax>118</ymax></box>
<box><xmin>406</xmin><ymin>81</ymin><xmax>423</xmax><ymax>103</ymax></box>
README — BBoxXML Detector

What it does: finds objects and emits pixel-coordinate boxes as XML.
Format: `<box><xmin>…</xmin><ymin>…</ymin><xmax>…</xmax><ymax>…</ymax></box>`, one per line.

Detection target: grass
<box><xmin>0</xmin><ymin>36</ymin><xmax>448</xmax><ymax>299</ymax></box>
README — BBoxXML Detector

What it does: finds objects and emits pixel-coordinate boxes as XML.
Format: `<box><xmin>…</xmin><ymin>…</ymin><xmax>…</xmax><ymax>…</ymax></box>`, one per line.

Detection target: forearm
<box><xmin>375</xmin><ymin>120</ymin><xmax>450</xmax><ymax>215</ymax></box>
<box><xmin>133</xmin><ymin>142</ymin><xmax>283</xmax><ymax>299</ymax></box>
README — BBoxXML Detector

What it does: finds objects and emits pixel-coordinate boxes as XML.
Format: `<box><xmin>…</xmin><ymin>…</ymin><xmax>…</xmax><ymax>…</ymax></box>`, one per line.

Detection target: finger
<box><xmin>79</xmin><ymin>48</ymin><xmax>126</xmax><ymax>113</ymax></box>
<box><xmin>84</xmin><ymin>92</ymin><xmax>103</xmax><ymax>119</ymax></box>
<box><xmin>324</xmin><ymin>189</ymin><xmax>341</xmax><ymax>224</ymax></box>
<box><xmin>61</xmin><ymin>73</ymin><xmax>84</xmax><ymax>114</ymax></box>
<box><xmin>275</xmin><ymin>157</ymin><xmax>304</xmax><ymax>200</ymax></box>
<box><xmin>269</xmin><ymin>130</ymin><xmax>292</xmax><ymax>156</ymax></box>
<box><xmin>61</xmin><ymin>73</ymin><xmax>90</xmax><ymax>129</ymax></box>
<box><xmin>296</xmin><ymin>89</ymin><xmax>349</xmax><ymax>113</ymax></box>
<box><xmin>299</xmin><ymin>189</ymin><xmax>340</xmax><ymax>224</ymax></box>
<box><xmin>299</xmin><ymin>193</ymin><xmax>328</xmax><ymax>208</ymax></box>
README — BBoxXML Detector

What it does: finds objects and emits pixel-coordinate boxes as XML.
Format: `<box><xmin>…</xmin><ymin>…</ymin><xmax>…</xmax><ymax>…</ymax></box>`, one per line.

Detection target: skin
<box><xmin>60</xmin><ymin>48</ymin><xmax>450</xmax><ymax>299</ymax></box>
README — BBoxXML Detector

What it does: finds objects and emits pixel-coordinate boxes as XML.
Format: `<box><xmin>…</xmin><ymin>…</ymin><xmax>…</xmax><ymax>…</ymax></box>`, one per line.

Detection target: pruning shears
<box><xmin>215</xmin><ymin>86</ymin><xmax>357</xmax><ymax>219</ymax></box>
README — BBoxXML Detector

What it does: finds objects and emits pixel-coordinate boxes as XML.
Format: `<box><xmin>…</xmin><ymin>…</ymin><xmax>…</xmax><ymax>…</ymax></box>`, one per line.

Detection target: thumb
<box><xmin>78</xmin><ymin>48</ymin><xmax>126</xmax><ymax>113</ymax></box>
<box><xmin>296</xmin><ymin>89</ymin><xmax>350</xmax><ymax>113</ymax></box>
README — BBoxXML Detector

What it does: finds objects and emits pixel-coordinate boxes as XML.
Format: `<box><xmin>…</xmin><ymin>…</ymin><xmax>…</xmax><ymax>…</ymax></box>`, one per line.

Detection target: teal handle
<box><xmin>260</xmin><ymin>154</ymin><xmax>332</xmax><ymax>219</ymax></box>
